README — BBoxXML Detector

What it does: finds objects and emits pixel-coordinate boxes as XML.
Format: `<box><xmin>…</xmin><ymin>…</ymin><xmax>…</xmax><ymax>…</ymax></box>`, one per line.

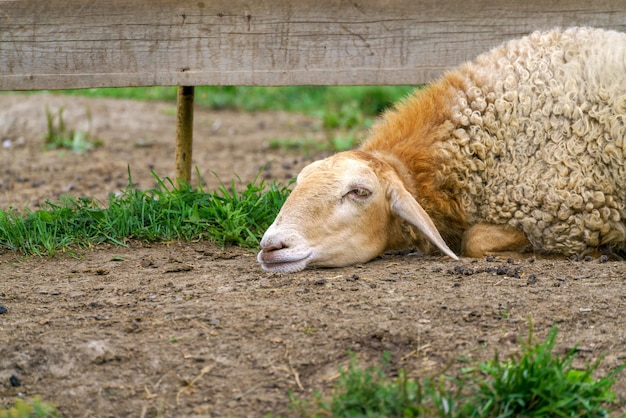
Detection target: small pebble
<box><xmin>347</xmin><ymin>274</ymin><xmax>359</xmax><ymax>282</ymax></box>
<box><xmin>599</xmin><ymin>254</ymin><xmax>609</xmax><ymax>263</ymax></box>
<box><xmin>526</xmin><ymin>274</ymin><xmax>537</xmax><ymax>285</ymax></box>
<box><xmin>10</xmin><ymin>375</ymin><xmax>20</xmax><ymax>387</ymax></box>
<box><xmin>0</xmin><ymin>305</ymin><xmax>7</xmax><ymax>314</ymax></box>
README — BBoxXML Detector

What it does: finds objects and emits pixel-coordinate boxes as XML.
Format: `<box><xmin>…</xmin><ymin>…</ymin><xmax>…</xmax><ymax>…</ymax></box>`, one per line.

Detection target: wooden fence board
<box><xmin>1</xmin><ymin>0</ymin><xmax>625</xmax><ymax>90</ymax></box>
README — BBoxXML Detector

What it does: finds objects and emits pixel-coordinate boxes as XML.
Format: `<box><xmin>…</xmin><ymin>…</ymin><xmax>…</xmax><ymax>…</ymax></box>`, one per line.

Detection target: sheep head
<box><xmin>257</xmin><ymin>150</ymin><xmax>458</xmax><ymax>273</ymax></box>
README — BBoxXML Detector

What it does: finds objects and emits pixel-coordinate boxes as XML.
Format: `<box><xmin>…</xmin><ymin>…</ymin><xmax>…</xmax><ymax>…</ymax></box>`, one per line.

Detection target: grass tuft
<box><xmin>44</xmin><ymin>106</ymin><xmax>101</xmax><ymax>153</ymax></box>
<box><xmin>289</xmin><ymin>325</ymin><xmax>626</xmax><ymax>417</ymax></box>
<box><xmin>0</xmin><ymin>397</ymin><xmax>59</xmax><ymax>418</ymax></box>
<box><xmin>0</xmin><ymin>170</ymin><xmax>291</xmax><ymax>255</ymax></box>
<box><xmin>458</xmin><ymin>325</ymin><xmax>625</xmax><ymax>417</ymax></box>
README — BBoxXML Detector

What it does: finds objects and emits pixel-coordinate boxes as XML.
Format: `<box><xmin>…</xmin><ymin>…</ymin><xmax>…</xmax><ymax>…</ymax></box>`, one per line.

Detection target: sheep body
<box><xmin>362</xmin><ymin>27</ymin><xmax>626</xmax><ymax>256</ymax></box>
<box><xmin>258</xmin><ymin>27</ymin><xmax>626</xmax><ymax>273</ymax></box>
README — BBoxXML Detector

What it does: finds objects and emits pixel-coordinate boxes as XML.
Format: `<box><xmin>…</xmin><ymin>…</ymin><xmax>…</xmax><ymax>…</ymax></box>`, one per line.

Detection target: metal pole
<box><xmin>175</xmin><ymin>85</ymin><xmax>194</xmax><ymax>186</ymax></box>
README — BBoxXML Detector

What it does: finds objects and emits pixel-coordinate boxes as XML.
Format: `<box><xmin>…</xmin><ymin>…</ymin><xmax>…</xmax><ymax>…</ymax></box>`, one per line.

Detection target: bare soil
<box><xmin>0</xmin><ymin>94</ymin><xmax>625</xmax><ymax>417</ymax></box>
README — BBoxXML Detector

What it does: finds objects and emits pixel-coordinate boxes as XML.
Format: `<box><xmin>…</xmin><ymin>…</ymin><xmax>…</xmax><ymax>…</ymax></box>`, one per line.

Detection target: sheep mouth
<box><xmin>257</xmin><ymin>250</ymin><xmax>313</xmax><ymax>273</ymax></box>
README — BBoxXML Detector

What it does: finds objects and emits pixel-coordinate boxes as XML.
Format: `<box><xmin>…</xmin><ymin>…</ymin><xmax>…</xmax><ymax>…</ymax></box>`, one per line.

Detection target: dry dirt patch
<box><xmin>0</xmin><ymin>94</ymin><xmax>625</xmax><ymax>417</ymax></box>
<box><xmin>0</xmin><ymin>93</ymin><xmax>325</xmax><ymax>209</ymax></box>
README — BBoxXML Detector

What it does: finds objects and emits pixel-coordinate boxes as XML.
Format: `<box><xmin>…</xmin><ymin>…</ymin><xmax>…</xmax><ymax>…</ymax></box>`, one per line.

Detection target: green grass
<box><xmin>46</xmin><ymin>85</ymin><xmax>414</xmax><ymax>120</ymax></box>
<box><xmin>0</xmin><ymin>397</ymin><xmax>59</xmax><ymax>418</ymax></box>
<box><xmin>457</xmin><ymin>326</ymin><xmax>622</xmax><ymax>417</ymax></box>
<box><xmin>0</xmin><ymin>170</ymin><xmax>291</xmax><ymax>256</ymax></box>
<box><xmin>289</xmin><ymin>325</ymin><xmax>626</xmax><ymax>417</ymax></box>
<box><xmin>43</xmin><ymin>106</ymin><xmax>102</xmax><ymax>153</ymax></box>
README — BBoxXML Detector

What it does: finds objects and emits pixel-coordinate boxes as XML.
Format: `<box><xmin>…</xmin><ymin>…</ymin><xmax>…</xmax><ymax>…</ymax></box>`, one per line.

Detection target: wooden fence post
<box><xmin>175</xmin><ymin>85</ymin><xmax>195</xmax><ymax>186</ymax></box>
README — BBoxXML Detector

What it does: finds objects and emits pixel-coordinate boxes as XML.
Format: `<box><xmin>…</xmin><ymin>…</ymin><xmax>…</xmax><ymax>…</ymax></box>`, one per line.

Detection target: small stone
<box><xmin>10</xmin><ymin>375</ymin><xmax>20</xmax><ymax>387</ymax></box>
<box><xmin>347</xmin><ymin>274</ymin><xmax>359</xmax><ymax>282</ymax></box>
<box><xmin>599</xmin><ymin>254</ymin><xmax>609</xmax><ymax>263</ymax></box>
<box><xmin>0</xmin><ymin>305</ymin><xmax>7</xmax><ymax>314</ymax></box>
<box><xmin>140</xmin><ymin>258</ymin><xmax>155</xmax><ymax>268</ymax></box>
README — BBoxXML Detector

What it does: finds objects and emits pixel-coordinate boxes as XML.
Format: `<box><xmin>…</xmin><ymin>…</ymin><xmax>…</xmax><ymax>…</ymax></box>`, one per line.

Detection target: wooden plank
<box><xmin>1</xmin><ymin>0</ymin><xmax>625</xmax><ymax>90</ymax></box>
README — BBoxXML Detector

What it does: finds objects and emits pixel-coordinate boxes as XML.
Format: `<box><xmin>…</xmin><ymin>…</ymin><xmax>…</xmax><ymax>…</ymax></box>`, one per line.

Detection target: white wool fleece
<box><xmin>439</xmin><ymin>27</ymin><xmax>626</xmax><ymax>255</ymax></box>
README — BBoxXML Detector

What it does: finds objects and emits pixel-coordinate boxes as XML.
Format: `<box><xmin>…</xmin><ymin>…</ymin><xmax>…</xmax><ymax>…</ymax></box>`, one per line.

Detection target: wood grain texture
<box><xmin>1</xmin><ymin>0</ymin><xmax>625</xmax><ymax>89</ymax></box>
<box><xmin>175</xmin><ymin>86</ymin><xmax>194</xmax><ymax>184</ymax></box>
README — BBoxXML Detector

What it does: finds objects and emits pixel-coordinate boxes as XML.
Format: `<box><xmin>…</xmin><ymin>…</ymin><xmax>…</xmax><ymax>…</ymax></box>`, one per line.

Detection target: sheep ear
<box><xmin>389</xmin><ymin>183</ymin><xmax>459</xmax><ymax>260</ymax></box>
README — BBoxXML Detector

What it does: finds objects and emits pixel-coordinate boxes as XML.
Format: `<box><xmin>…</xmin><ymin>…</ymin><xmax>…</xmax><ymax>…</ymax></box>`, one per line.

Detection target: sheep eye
<box><xmin>346</xmin><ymin>188</ymin><xmax>372</xmax><ymax>200</ymax></box>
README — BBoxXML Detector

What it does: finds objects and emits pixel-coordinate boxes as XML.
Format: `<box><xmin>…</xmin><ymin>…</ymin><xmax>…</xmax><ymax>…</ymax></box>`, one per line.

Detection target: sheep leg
<box><xmin>461</xmin><ymin>223</ymin><xmax>531</xmax><ymax>258</ymax></box>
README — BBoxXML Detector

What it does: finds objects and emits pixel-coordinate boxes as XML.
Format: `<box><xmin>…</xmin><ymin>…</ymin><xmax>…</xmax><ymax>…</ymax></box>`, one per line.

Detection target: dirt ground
<box><xmin>0</xmin><ymin>94</ymin><xmax>625</xmax><ymax>417</ymax></box>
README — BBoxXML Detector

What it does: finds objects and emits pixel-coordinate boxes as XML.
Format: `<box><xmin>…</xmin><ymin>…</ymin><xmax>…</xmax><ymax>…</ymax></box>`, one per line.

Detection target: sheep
<box><xmin>258</xmin><ymin>27</ymin><xmax>626</xmax><ymax>274</ymax></box>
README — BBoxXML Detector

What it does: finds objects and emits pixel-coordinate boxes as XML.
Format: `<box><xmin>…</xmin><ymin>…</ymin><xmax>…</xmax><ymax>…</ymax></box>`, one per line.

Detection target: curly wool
<box><xmin>436</xmin><ymin>27</ymin><xmax>626</xmax><ymax>254</ymax></box>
